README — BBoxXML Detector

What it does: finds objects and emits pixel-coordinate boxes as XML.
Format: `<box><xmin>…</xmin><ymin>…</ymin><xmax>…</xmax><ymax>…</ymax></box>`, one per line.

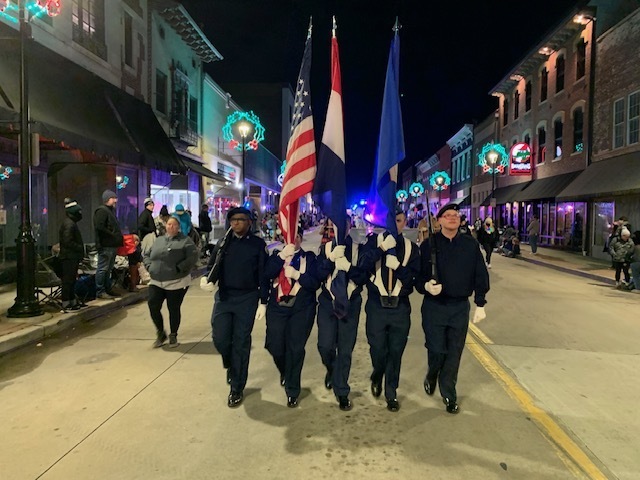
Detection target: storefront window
<box><xmin>150</xmin><ymin>184</ymin><xmax>200</xmax><ymax>223</ymax></box>
<box><xmin>115</xmin><ymin>166</ymin><xmax>139</xmax><ymax>235</ymax></box>
<box><xmin>593</xmin><ymin>201</ymin><xmax>614</xmax><ymax>251</ymax></box>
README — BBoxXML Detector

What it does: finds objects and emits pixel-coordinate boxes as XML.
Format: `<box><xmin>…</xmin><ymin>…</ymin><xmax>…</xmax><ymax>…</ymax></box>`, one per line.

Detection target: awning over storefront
<box><xmin>182</xmin><ymin>158</ymin><xmax>228</xmax><ymax>183</ymax></box>
<box><xmin>0</xmin><ymin>25</ymin><xmax>184</xmax><ymax>173</ymax></box>
<box><xmin>557</xmin><ymin>153</ymin><xmax>640</xmax><ymax>200</ymax></box>
<box><xmin>480</xmin><ymin>182</ymin><xmax>531</xmax><ymax>206</ymax></box>
<box><xmin>450</xmin><ymin>195</ymin><xmax>470</xmax><ymax>206</ymax></box>
<box><xmin>513</xmin><ymin>171</ymin><xmax>582</xmax><ymax>202</ymax></box>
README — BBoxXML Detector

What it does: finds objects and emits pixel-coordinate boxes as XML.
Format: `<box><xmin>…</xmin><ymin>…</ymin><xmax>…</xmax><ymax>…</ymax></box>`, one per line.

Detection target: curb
<box><xmin>516</xmin><ymin>255</ymin><xmax>615</xmax><ymax>286</ymax></box>
<box><xmin>0</xmin><ymin>266</ymin><xmax>209</xmax><ymax>357</ymax></box>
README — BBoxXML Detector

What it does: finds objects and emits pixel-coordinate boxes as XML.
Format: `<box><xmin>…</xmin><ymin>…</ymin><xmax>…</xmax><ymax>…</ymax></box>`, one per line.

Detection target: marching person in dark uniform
<box><xmin>201</xmin><ymin>207</ymin><xmax>269</xmax><ymax>408</ymax></box>
<box><xmin>59</xmin><ymin>198</ymin><xmax>85</xmax><ymax>311</ymax></box>
<box><xmin>359</xmin><ymin>208</ymin><xmax>420</xmax><ymax>412</ymax></box>
<box><xmin>264</xmin><ymin>228</ymin><xmax>320</xmax><ymax>408</ymax></box>
<box><xmin>315</xmin><ymin>220</ymin><xmax>368</xmax><ymax>411</ymax></box>
<box><xmin>417</xmin><ymin>203</ymin><xmax>489</xmax><ymax>414</ymax></box>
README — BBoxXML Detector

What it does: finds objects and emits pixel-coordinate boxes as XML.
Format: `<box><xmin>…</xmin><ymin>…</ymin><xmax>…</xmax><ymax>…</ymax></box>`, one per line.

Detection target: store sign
<box><xmin>217</xmin><ymin>163</ymin><xmax>237</xmax><ymax>181</ymax></box>
<box><xmin>509</xmin><ymin>142</ymin><xmax>532</xmax><ymax>175</ymax></box>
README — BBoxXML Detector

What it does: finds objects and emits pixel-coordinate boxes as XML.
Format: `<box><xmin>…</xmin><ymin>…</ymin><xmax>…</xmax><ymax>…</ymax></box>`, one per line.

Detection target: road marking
<box><xmin>468</xmin><ymin>323</ymin><xmax>493</xmax><ymax>344</ymax></box>
<box><xmin>466</xmin><ymin>333</ymin><xmax>608</xmax><ymax>480</ymax></box>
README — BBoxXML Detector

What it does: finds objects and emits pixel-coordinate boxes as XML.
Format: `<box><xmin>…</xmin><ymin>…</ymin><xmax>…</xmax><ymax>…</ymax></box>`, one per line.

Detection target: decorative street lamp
<box><xmin>477</xmin><ymin>142</ymin><xmax>508</xmax><ymax>221</ymax></box>
<box><xmin>395</xmin><ymin>189</ymin><xmax>408</xmax><ymax>204</ymax></box>
<box><xmin>8</xmin><ymin>0</ymin><xmax>61</xmax><ymax>317</ymax></box>
<box><xmin>409</xmin><ymin>181</ymin><xmax>424</xmax><ymax>199</ymax></box>
<box><xmin>238</xmin><ymin>122</ymin><xmax>250</xmax><ymax>201</ymax></box>
<box><xmin>429</xmin><ymin>170</ymin><xmax>450</xmax><ymax>211</ymax></box>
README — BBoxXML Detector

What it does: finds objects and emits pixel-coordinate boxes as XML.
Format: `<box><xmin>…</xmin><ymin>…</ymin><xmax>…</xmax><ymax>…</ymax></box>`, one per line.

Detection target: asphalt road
<box><xmin>1</xmin><ymin>232</ymin><xmax>637</xmax><ymax>479</ymax></box>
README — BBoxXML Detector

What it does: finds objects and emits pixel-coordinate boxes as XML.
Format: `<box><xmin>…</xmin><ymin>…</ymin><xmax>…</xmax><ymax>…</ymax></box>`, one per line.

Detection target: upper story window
<box><xmin>613</xmin><ymin>99</ymin><xmax>625</xmax><ymax>149</ymax></box>
<box><xmin>124</xmin><ymin>12</ymin><xmax>133</xmax><ymax>67</ymax></box>
<box><xmin>189</xmin><ymin>96</ymin><xmax>198</xmax><ymax>132</ymax></box>
<box><xmin>555</xmin><ymin>55</ymin><xmax>565</xmax><ymax>94</ymax></box>
<box><xmin>554</xmin><ymin>117</ymin><xmax>563</xmax><ymax>158</ymax></box>
<box><xmin>525</xmin><ymin>81</ymin><xmax>532</xmax><ymax>111</ymax></box>
<box><xmin>513</xmin><ymin>90</ymin><xmax>520</xmax><ymax>120</ymax></box>
<box><xmin>503</xmin><ymin>98</ymin><xmax>509</xmax><ymax>126</ymax></box>
<box><xmin>537</xmin><ymin>126</ymin><xmax>546</xmax><ymax>164</ymax></box>
<box><xmin>72</xmin><ymin>0</ymin><xmax>106</xmax><ymax>60</ymax></box>
<box><xmin>540</xmin><ymin>67</ymin><xmax>548</xmax><ymax>102</ymax></box>
<box><xmin>576</xmin><ymin>39</ymin><xmax>586</xmax><ymax>80</ymax></box>
<box><xmin>155</xmin><ymin>70</ymin><xmax>167</xmax><ymax>114</ymax></box>
<box><xmin>628</xmin><ymin>91</ymin><xmax>640</xmax><ymax>145</ymax></box>
<box><xmin>573</xmin><ymin>108</ymin><xmax>584</xmax><ymax>152</ymax></box>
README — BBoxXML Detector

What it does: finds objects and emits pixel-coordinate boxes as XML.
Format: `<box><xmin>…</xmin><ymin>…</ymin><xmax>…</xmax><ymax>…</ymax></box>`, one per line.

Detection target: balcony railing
<box><xmin>72</xmin><ymin>24</ymin><xmax>107</xmax><ymax>61</ymax></box>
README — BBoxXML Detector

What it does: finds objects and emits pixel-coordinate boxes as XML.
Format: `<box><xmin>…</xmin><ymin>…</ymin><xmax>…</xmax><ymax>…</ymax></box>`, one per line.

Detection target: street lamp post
<box><xmin>239</xmin><ymin>122</ymin><xmax>249</xmax><ymax>203</ymax></box>
<box><xmin>488</xmin><ymin>151</ymin><xmax>498</xmax><ymax>221</ymax></box>
<box><xmin>436</xmin><ymin>176</ymin><xmax>444</xmax><ymax>209</ymax></box>
<box><xmin>8</xmin><ymin>1</ymin><xmax>43</xmax><ymax>317</ymax></box>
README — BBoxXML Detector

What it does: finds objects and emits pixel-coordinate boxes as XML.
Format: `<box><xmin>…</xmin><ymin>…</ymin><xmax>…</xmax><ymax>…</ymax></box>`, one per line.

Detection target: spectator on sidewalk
<box><xmin>629</xmin><ymin>231</ymin><xmax>640</xmax><ymax>292</ymax></box>
<box><xmin>198</xmin><ymin>204</ymin><xmax>213</xmax><ymax>253</ymax></box>
<box><xmin>144</xmin><ymin>217</ymin><xmax>198</xmax><ymax>348</ymax></box>
<box><xmin>527</xmin><ymin>214</ymin><xmax>540</xmax><ymax>254</ymax></box>
<box><xmin>477</xmin><ymin>217</ymin><xmax>499</xmax><ymax>268</ymax></box>
<box><xmin>93</xmin><ymin>189</ymin><xmax>124</xmax><ymax>299</ymax></box>
<box><xmin>458</xmin><ymin>215</ymin><xmax>473</xmax><ymax>236</ymax></box>
<box><xmin>138</xmin><ymin>198</ymin><xmax>156</xmax><ymax>257</ymax></box>
<box><xmin>609</xmin><ymin>227</ymin><xmax>634</xmax><ymax>289</ymax></box>
<box><xmin>155</xmin><ymin>205</ymin><xmax>171</xmax><ymax>237</ymax></box>
<box><xmin>59</xmin><ymin>198</ymin><xmax>85</xmax><ymax>311</ymax></box>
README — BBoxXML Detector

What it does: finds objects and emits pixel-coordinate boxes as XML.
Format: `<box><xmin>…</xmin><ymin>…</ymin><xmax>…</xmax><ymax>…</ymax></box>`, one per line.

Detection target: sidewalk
<box><xmin>0</xmin><ymin>236</ymin><xmax>622</xmax><ymax>357</ymax></box>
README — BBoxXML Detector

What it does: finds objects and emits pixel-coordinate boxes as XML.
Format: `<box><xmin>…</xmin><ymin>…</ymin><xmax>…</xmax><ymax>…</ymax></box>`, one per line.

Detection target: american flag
<box><xmin>279</xmin><ymin>22</ymin><xmax>316</xmax><ymax>244</ymax></box>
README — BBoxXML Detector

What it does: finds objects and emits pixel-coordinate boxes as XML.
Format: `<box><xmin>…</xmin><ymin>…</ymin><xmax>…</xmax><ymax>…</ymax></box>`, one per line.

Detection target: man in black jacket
<box><xmin>138</xmin><ymin>197</ymin><xmax>156</xmax><ymax>241</ymax></box>
<box><xmin>417</xmin><ymin>203</ymin><xmax>489</xmax><ymax>414</ymax></box>
<box><xmin>59</xmin><ymin>198</ymin><xmax>85</xmax><ymax>311</ymax></box>
<box><xmin>198</xmin><ymin>204</ymin><xmax>213</xmax><ymax>256</ymax></box>
<box><xmin>201</xmin><ymin>207</ymin><xmax>269</xmax><ymax>408</ymax></box>
<box><xmin>93</xmin><ymin>189</ymin><xmax>123</xmax><ymax>299</ymax></box>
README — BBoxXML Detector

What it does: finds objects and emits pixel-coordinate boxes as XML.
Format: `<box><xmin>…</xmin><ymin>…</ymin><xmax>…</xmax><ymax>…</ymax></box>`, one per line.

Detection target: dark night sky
<box><xmin>181</xmin><ymin>0</ymin><xmax>579</xmax><ymax>204</ymax></box>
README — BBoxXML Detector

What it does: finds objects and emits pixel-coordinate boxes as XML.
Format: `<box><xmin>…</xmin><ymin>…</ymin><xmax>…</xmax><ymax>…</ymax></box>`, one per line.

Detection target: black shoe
<box><xmin>226</xmin><ymin>368</ymin><xmax>232</xmax><ymax>385</ymax></box>
<box><xmin>287</xmin><ymin>396</ymin><xmax>298</xmax><ymax>408</ymax></box>
<box><xmin>386</xmin><ymin>398</ymin><xmax>400</xmax><ymax>412</ymax></box>
<box><xmin>63</xmin><ymin>304</ymin><xmax>82</xmax><ymax>312</ymax></box>
<box><xmin>324</xmin><ymin>369</ymin><xmax>333</xmax><ymax>390</ymax></box>
<box><xmin>105</xmin><ymin>289</ymin><xmax>122</xmax><ymax>297</ymax></box>
<box><xmin>338</xmin><ymin>396</ymin><xmax>352</xmax><ymax>411</ymax></box>
<box><xmin>96</xmin><ymin>292</ymin><xmax>116</xmax><ymax>300</ymax></box>
<box><xmin>153</xmin><ymin>331</ymin><xmax>167</xmax><ymax>348</ymax></box>
<box><xmin>280</xmin><ymin>374</ymin><xmax>285</xmax><ymax>387</ymax></box>
<box><xmin>370</xmin><ymin>379</ymin><xmax>382</xmax><ymax>398</ymax></box>
<box><xmin>424</xmin><ymin>375</ymin><xmax>436</xmax><ymax>396</ymax></box>
<box><xmin>168</xmin><ymin>334</ymin><xmax>179</xmax><ymax>348</ymax></box>
<box><xmin>443</xmin><ymin>397</ymin><xmax>459</xmax><ymax>414</ymax></box>
<box><xmin>228</xmin><ymin>391</ymin><xmax>244</xmax><ymax>408</ymax></box>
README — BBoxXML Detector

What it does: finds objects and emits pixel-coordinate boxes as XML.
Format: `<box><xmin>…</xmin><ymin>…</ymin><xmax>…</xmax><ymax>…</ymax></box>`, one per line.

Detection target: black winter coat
<box><xmin>138</xmin><ymin>209</ymin><xmax>156</xmax><ymax>239</ymax></box>
<box><xmin>93</xmin><ymin>205</ymin><xmax>123</xmax><ymax>249</ymax></box>
<box><xmin>59</xmin><ymin>216</ymin><xmax>85</xmax><ymax>260</ymax></box>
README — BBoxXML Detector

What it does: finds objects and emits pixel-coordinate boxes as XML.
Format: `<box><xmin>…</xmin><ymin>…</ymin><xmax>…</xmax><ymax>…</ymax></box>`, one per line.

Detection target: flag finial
<box><xmin>393</xmin><ymin>17</ymin><xmax>401</xmax><ymax>33</ymax></box>
<box><xmin>307</xmin><ymin>16</ymin><xmax>313</xmax><ymax>39</ymax></box>
<box><xmin>332</xmin><ymin>15</ymin><xmax>337</xmax><ymax>38</ymax></box>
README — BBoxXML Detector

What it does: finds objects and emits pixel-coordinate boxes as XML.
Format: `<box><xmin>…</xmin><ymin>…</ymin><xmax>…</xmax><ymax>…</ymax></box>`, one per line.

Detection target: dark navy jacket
<box><xmin>417</xmin><ymin>231</ymin><xmax>489</xmax><ymax>307</ymax></box>
<box><xmin>264</xmin><ymin>248</ymin><xmax>320</xmax><ymax>306</ymax></box>
<box><xmin>315</xmin><ymin>235</ymin><xmax>368</xmax><ymax>301</ymax></box>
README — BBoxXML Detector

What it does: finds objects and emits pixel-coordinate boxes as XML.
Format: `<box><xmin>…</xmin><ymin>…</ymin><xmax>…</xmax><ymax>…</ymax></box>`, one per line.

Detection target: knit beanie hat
<box><xmin>64</xmin><ymin>197</ymin><xmax>82</xmax><ymax>215</ymax></box>
<box><xmin>144</xmin><ymin>197</ymin><xmax>154</xmax><ymax>207</ymax></box>
<box><xmin>102</xmin><ymin>189</ymin><xmax>117</xmax><ymax>203</ymax></box>
<box><xmin>620</xmin><ymin>227</ymin><xmax>631</xmax><ymax>238</ymax></box>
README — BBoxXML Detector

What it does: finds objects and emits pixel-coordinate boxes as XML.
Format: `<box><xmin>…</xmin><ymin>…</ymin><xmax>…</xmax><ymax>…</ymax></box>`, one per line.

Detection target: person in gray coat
<box><xmin>144</xmin><ymin>217</ymin><xmax>198</xmax><ymax>348</ymax></box>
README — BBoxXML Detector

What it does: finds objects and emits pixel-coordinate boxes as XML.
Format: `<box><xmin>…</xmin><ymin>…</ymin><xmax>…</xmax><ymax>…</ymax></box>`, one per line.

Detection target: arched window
<box><xmin>576</xmin><ymin>39</ymin><xmax>586</xmax><ymax>80</ymax></box>
<box><xmin>556</xmin><ymin>55</ymin><xmax>565</xmax><ymax>93</ymax></box>
<box><xmin>514</xmin><ymin>90</ymin><xmax>520</xmax><ymax>119</ymax></box>
<box><xmin>573</xmin><ymin>107</ymin><xmax>584</xmax><ymax>152</ymax></box>
<box><xmin>554</xmin><ymin>118</ymin><xmax>564</xmax><ymax>158</ymax></box>
<box><xmin>540</xmin><ymin>67</ymin><xmax>548</xmax><ymax>102</ymax></box>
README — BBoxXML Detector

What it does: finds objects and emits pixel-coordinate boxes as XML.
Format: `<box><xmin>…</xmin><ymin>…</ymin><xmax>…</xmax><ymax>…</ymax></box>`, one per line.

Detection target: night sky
<box><xmin>181</xmin><ymin>0</ymin><xmax>580</xmax><ymax>204</ymax></box>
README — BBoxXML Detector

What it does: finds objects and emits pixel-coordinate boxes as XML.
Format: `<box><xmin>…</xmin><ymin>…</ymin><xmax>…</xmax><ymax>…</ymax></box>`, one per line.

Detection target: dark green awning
<box><xmin>513</xmin><ymin>171</ymin><xmax>582</xmax><ymax>202</ymax></box>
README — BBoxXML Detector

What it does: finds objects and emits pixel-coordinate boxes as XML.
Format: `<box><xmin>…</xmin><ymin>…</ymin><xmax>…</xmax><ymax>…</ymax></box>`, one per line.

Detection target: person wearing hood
<box><xmin>609</xmin><ymin>227</ymin><xmax>635</xmax><ymax>288</ymax></box>
<box><xmin>59</xmin><ymin>198</ymin><xmax>85</xmax><ymax>311</ymax></box>
<box><xmin>172</xmin><ymin>203</ymin><xmax>192</xmax><ymax>237</ymax></box>
<box><xmin>476</xmin><ymin>217</ymin><xmax>499</xmax><ymax>268</ymax></box>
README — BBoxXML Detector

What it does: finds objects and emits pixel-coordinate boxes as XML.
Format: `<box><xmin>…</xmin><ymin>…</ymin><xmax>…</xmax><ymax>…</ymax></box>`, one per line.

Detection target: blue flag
<box><xmin>365</xmin><ymin>28</ymin><xmax>405</xmax><ymax>235</ymax></box>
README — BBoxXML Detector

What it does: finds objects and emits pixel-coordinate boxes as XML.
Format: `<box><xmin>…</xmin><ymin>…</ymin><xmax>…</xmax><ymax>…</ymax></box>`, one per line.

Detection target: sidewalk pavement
<box><xmin>0</xmin><ymin>236</ymin><xmax>621</xmax><ymax>357</ymax></box>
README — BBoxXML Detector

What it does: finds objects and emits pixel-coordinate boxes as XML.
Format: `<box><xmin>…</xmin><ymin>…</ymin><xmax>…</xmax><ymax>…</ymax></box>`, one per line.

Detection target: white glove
<box><xmin>278</xmin><ymin>243</ymin><xmax>296</xmax><ymax>259</ymax></box>
<box><xmin>380</xmin><ymin>234</ymin><xmax>397</xmax><ymax>252</ymax></box>
<box><xmin>254</xmin><ymin>304</ymin><xmax>267</xmax><ymax>322</ymax></box>
<box><xmin>328</xmin><ymin>245</ymin><xmax>346</xmax><ymax>262</ymax></box>
<box><xmin>425</xmin><ymin>279</ymin><xmax>442</xmax><ymax>296</ymax></box>
<box><xmin>385</xmin><ymin>255</ymin><xmax>400</xmax><ymax>270</ymax></box>
<box><xmin>472</xmin><ymin>306</ymin><xmax>486</xmax><ymax>324</ymax></box>
<box><xmin>200</xmin><ymin>276</ymin><xmax>214</xmax><ymax>292</ymax></box>
<box><xmin>335</xmin><ymin>256</ymin><xmax>351</xmax><ymax>272</ymax></box>
<box><xmin>284</xmin><ymin>265</ymin><xmax>300</xmax><ymax>280</ymax></box>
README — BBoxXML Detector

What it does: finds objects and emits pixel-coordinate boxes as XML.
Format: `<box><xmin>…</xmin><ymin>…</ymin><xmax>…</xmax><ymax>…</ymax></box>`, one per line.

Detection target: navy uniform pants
<box><xmin>211</xmin><ymin>290</ymin><xmax>259</xmax><ymax>394</ymax></box>
<box><xmin>421</xmin><ymin>297</ymin><xmax>470</xmax><ymax>402</ymax></box>
<box><xmin>265</xmin><ymin>300</ymin><xmax>316</xmax><ymax>398</ymax></box>
<box><xmin>365</xmin><ymin>296</ymin><xmax>411</xmax><ymax>400</ymax></box>
<box><xmin>317</xmin><ymin>292</ymin><xmax>362</xmax><ymax>397</ymax></box>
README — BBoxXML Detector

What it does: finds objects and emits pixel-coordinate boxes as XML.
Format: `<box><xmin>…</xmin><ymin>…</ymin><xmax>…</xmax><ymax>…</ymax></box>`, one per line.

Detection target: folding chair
<box><xmin>35</xmin><ymin>256</ymin><xmax>64</xmax><ymax>311</ymax></box>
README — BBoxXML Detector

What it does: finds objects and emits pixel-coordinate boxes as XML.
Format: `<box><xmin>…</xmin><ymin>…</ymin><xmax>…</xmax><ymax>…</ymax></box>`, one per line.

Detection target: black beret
<box><xmin>436</xmin><ymin>203</ymin><xmax>460</xmax><ymax>218</ymax></box>
<box><xmin>227</xmin><ymin>207</ymin><xmax>252</xmax><ymax>220</ymax></box>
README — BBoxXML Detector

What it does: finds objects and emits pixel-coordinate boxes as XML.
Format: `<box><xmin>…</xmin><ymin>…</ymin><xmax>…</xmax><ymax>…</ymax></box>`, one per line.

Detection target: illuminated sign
<box><xmin>509</xmin><ymin>142</ymin><xmax>532</xmax><ymax>176</ymax></box>
<box><xmin>217</xmin><ymin>163</ymin><xmax>237</xmax><ymax>181</ymax></box>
